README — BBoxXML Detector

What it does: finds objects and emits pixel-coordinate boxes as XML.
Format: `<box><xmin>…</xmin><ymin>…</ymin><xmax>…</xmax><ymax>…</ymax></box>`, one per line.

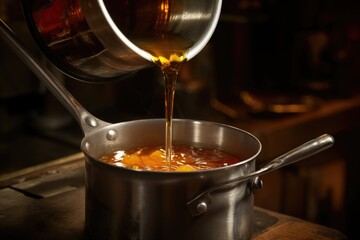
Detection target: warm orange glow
<box><xmin>160</xmin><ymin>0</ymin><xmax>169</xmax><ymax>15</ymax></box>
<box><xmin>155</xmin><ymin>0</ymin><xmax>170</xmax><ymax>30</ymax></box>
<box><xmin>100</xmin><ymin>146</ymin><xmax>242</xmax><ymax>172</ymax></box>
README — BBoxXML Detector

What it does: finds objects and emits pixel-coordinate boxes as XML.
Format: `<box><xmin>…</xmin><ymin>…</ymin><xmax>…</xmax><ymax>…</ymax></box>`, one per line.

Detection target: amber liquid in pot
<box><xmin>100</xmin><ymin>145</ymin><xmax>243</xmax><ymax>172</ymax></box>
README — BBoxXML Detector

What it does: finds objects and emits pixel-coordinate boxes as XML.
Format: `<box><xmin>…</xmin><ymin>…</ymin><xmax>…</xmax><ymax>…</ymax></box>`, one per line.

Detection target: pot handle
<box><xmin>0</xmin><ymin>19</ymin><xmax>110</xmax><ymax>135</ymax></box>
<box><xmin>187</xmin><ymin>134</ymin><xmax>334</xmax><ymax>217</ymax></box>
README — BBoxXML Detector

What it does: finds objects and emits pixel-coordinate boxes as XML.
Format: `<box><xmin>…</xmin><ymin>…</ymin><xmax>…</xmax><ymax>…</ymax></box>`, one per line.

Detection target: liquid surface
<box><xmin>100</xmin><ymin>145</ymin><xmax>243</xmax><ymax>172</ymax></box>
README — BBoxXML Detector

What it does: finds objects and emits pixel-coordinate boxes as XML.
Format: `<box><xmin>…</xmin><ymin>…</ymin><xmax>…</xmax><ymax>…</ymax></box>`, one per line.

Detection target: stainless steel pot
<box><xmin>21</xmin><ymin>0</ymin><xmax>222</xmax><ymax>82</ymax></box>
<box><xmin>82</xmin><ymin>119</ymin><xmax>333</xmax><ymax>240</ymax></box>
<box><xmin>0</xmin><ymin>20</ymin><xmax>334</xmax><ymax>240</ymax></box>
<box><xmin>83</xmin><ymin>119</ymin><xmax>260</xmax><ymax>240</ymax></box>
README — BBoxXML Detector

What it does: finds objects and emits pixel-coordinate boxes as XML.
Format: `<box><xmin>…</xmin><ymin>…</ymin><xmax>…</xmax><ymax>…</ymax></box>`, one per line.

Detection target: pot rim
<box><xmin>81</xmin><ymin>118</ymin><xmax>262</xmax><ymax>176</ymax></box>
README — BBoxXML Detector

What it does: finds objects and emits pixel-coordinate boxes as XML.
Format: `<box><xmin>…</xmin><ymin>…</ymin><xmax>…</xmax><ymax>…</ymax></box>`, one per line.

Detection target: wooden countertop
<box><xmin>253</xmin><ymin>208</ymin><xmax>346</xmax><ymax>240</ymax></box>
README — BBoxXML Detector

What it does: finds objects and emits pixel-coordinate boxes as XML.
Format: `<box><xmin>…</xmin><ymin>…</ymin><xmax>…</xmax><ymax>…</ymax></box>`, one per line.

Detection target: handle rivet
<box><xmin>251</xmin><ymin>176</ymin><xmax>263</xmax><ymax>193</ymax></box>
<box><xmin>196</xmin><ymin>202</ymin><xmax>208</xmax><ymax>214</ymax></box>
<box><xmin>85</xmin><ymin>117</ymin><xmax>98</xmax><ymax>128</ymax></box>
<box><xmin>106</xmin><ymin>129</ymin><xmax>118</xmax><ymax>141</ymax></box>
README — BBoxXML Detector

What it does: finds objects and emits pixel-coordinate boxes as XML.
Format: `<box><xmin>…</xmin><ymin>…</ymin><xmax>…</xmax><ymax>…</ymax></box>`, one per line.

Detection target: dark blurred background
<box><xmin>1</xmin><ymin>0</ymin><xmax>360</xmax><ymax>239</ymax></box>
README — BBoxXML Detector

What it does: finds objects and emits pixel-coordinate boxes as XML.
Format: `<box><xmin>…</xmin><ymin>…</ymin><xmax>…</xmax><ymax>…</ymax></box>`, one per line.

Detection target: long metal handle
<box><xmin>0</xmin><ymin>19</ymin><xmax>109</xmax><ymax>135</ymax></box>
<box><xmin>187</xmin><ymin>134</ymin><xmax>335</xmax><ymax>216</ymax></box>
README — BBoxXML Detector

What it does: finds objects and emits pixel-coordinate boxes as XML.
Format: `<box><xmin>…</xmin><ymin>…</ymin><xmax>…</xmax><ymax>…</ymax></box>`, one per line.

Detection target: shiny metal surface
<box><xmin>187</xmin><ymin>134</ymin><xmax>334</xmax><ymax>216</ymax></box>
<box><xmin>21</xmin><ymin>0</ymin><xmax>222</xmax><ymax>82</ymax></box>
<box><xmin>81</xmin><ymin>121</ymin><xmax>333</xmax><ymax>239</ymax></box>
<box><xmin>82</xmin><ymin>119</ymin><xmax>260</xmax><ymax>240</ymax></box>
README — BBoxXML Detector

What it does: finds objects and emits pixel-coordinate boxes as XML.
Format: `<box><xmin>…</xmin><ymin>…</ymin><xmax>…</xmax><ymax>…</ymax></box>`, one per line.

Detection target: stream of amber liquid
<box><xmin>139</xmin><ymin>43</ymin><xmax>188</xmax><ymax>170</ymax></box>
<box><xmin>162</xmin><ymin>61</ymin><xmax>182</xmax><ymax>169</ymax></box>
<box><xmin>152</xmin><ymin>54</ymin><xmax>185</xmax><ymax>169</ymax></box>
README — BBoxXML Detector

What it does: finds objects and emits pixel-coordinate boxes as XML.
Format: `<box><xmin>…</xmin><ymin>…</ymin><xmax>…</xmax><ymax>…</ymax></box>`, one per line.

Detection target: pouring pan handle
<box><xmin>0</xmin><ymin>19</ymin><xmax>110</xmax><ymax>135</ymax></box>
<box><xmin>187</xmin><ymin>134</ymin><xmax>334</xmax><ymax>216</ymax></box>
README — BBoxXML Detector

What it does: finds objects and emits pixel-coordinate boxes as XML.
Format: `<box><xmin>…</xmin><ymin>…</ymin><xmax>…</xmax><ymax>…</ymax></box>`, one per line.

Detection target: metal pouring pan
<box><xmin>0</xmin><ymin>20</ymin><xmax>334</xmax><ymax>240</ymax></box>
<box><xmin>20</xmin><ymin>0</ymin><xmax>223</xmax><ymax>82</ymax></box>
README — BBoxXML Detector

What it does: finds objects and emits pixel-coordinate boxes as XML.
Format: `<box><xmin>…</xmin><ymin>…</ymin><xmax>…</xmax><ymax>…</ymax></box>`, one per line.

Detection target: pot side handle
<box><xmin>0</xmin><ymin>19</ymin><xmax>110</xmax><ymax>135</ymax></box>
<box><xmin>187</xmin><ymin>134</ymin><xmax>335</xmax><ymax>217</ymax></box>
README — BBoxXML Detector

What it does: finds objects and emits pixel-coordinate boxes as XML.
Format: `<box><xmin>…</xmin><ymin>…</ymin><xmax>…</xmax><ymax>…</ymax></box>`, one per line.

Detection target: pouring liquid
<box><xmin>156</xmin><ymin>59</ymin><xmax>182</xmax><ymax>169</ymax></box>
<box><xmin>138</xmin><ymin>37</ymin><xmax>191</xmax><ymax>169</ymax></box>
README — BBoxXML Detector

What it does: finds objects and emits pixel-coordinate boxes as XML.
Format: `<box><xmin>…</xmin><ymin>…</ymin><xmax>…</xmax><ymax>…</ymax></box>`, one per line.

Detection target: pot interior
<box><xmin>81</xmin><ymin>119</ymin><xmax>262</xmax><ymax>170</ymax></box>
